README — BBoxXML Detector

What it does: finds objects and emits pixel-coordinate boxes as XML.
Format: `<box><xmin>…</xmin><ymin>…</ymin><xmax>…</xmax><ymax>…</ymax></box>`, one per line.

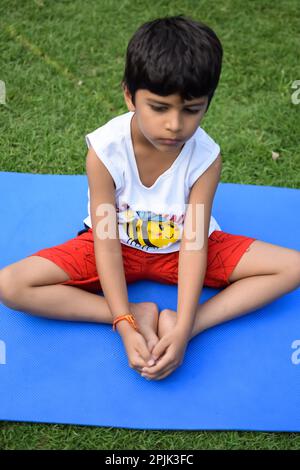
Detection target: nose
<box><xmin>165</xmin><ymin>111</ymin><xmax>183</xmax><ymax>134</ymax></box>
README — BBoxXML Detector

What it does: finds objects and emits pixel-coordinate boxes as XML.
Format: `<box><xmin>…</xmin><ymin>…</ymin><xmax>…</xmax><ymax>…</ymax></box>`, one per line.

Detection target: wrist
<box><xmin>116</xmin><ymin>319</ymin><xmax>135</xmax><ymax>335</ymax></box>
<box><xmin>174</xmin><ymin>322</ymin><xmax>192</xmax><ymax>341</ymax></box>
<box><xmin>113</xmin><ymin>313</ymin><xmax>139</xmax><ymax>334</ymax></box>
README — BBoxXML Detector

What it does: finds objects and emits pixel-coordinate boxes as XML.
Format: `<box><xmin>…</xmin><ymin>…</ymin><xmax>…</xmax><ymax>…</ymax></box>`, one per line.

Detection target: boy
<box><xmin>0</xmin><ymin>15</ymin><xmax>299</xmax><ymax>381</ymax></box>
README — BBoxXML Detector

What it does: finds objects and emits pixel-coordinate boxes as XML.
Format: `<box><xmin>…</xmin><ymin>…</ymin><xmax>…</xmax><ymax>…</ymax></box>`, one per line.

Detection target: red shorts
<box><xmin>27</xmin><ymin>228</ymin><xmax>257</xmax><ymax>293</ymax></box>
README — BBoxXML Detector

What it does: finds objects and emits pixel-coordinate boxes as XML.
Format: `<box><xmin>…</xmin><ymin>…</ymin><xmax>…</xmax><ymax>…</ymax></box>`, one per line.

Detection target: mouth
<box><xmin>158</xmin><ymin>139</ymin><xmax>183</xmax><ymax>146</ymax></box>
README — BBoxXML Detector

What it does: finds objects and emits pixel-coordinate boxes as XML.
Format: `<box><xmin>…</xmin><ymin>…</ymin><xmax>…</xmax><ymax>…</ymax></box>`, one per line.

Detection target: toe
<box><xmin>147</xmin><ymin>336</ymin><xmax>159</xmax><ymax>353</ymax></box>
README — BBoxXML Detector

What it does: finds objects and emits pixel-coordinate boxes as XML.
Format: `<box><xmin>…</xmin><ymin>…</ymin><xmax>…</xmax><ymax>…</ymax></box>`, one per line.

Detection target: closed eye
<box><xmin>149</xmin><ymin>105</ymin><xmax>202</xmax><ymax>114</ymax></box>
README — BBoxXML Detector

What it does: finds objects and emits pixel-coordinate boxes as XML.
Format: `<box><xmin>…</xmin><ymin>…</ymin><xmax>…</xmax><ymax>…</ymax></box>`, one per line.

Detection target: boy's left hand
<box><xmin>141</xmin><ymin>327</ymin><xmax>188</xmax><ymax>380</ymax></box>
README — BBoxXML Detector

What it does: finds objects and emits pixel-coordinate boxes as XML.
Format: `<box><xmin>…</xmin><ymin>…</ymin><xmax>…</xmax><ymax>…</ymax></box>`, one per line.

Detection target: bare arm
<box><xmin>86</xmin><ymin>146</ymin><xmax>132</xmax><ymax>336</ymax></box>
<box><xmin>176</xmin><ymin>153</ymin><xmax>223</xmax><ymax>338</ymax></box>
<box><xmin>139</xmin><ymin>154</ymin><xmax>223</xmax><ymax>380</ymax></box>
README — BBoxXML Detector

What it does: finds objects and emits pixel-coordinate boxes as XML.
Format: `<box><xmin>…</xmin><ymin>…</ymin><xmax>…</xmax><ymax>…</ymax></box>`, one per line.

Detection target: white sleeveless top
<box><xmin>83</xmin><ymin>111</ymin><xmax>221</xmax><ymax>254</ymax></box>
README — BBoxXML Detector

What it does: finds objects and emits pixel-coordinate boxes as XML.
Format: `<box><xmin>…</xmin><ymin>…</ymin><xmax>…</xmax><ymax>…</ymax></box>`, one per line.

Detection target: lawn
<box><xmin>0</xmin><ymin>0</ymin><xmax>299</xmax><ymax>450</ymax></box>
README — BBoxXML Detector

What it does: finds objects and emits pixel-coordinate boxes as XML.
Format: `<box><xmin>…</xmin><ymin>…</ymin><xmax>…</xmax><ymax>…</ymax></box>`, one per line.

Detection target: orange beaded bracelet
<box><xmin>112</xmin><ymin>314</ymin><xmax>139</xmax><ymax>332</ymax></box>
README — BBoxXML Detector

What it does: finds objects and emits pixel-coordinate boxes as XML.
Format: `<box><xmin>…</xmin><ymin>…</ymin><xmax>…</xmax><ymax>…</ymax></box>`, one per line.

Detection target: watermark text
<box><xmin>291</xmin><ymin>339</ymin><xmax>300</xmax><ymax>365</ymax></box>
<box><xmin>291</xmin><ymin>80</ymin><xmax>300</xmax><ymax>105</ymax></box>
<box><xmin>93</xmin><ymin>203</ymin><xmax>206</xmax><ymax>251</ymax></box>
<box><xmin>0</xmin><ymin>81</ymin><xmax>6</xmax><ymax>105</ymax></box>
<box><xmin>0</xmin><ymin>340</ymin><xmax>6</xmax><ymax>365</ymax></box>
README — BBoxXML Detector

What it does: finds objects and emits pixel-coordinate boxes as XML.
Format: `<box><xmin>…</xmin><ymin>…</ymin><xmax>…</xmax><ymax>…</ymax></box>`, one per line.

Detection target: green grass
<box><xmin>0</xmin><ymin>0</ymin><xmax>300</xmax><ymax>450</ymax></box>
<box><xmin>1</xmin><ymin>423</ymin><xmax>300</xmax><ymax>450</ymax></box>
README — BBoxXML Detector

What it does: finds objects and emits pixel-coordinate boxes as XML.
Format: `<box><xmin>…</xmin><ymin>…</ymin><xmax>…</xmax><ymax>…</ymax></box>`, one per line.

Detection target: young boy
<box><xmin>0</xmin><ymin>15</ymin><xmax>299</xmax><ymax>381</ymax></box>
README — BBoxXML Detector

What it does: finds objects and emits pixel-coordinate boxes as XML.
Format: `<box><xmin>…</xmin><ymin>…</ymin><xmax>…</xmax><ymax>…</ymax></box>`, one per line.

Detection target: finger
<box><xmin>151</xmin><ymin>338</ymin><xmax>167</xmax><ymax>361</ymax></box>
<box><xmin>148</xmin><ymin>337</ymin><xmax>160</xmax><ymax>355</ymax></box>
<box><xmin>142</xmin><ymin>355</ymin><xmax>175</xmax><ymax>379</ymax></box>
<box><xmin>153</xmin><ymin>367</ymin><xmax>174</xmax><ymax>380</ymax></box>
<box><xmin>143</xmin><ymin>365</ymin><xmax>175</xmax><ymax>381</ymax></box>
<box><xmin>130</xmin><ymin>356</ymin><xmax>146</xmax><ymax>373</ymax></box>
<box><xmin>141</xmin><ymin>354</ymin><xmax>172</xmax><ymax>377</ymax></box>
<box><xmin>145</xmin><ymin>359</ymin><xmax>179</xmax><ymax>380</ymax></box>
<box><xmin>131</xmin><ymin>348</ymin><xmax>153</xmax><ymax>372</ymax></box>
<box><xmin>138</xmin><ymin>341</ymin><xmax>157</xmax><ymax>367</ymax></box>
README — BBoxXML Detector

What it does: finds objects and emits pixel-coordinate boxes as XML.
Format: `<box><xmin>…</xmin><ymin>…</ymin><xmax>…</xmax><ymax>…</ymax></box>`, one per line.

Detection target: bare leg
<box><xmin>0</xmin><ymin>282</ymin><xmax>160</xmax><ymax>351</ymax></box>
<box><xmin>159</xmin><ymin>270</ymin><xmax>300</xmax><ymax>339</ymax></box>
<box><xmin>0</xmin><ymin>255</ymin><xmax>160</xmax><ymax>350</ymax></box>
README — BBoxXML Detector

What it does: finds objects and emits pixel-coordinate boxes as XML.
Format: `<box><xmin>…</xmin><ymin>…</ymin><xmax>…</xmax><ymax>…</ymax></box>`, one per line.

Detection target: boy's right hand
<box><xmin>118</xmin><ymin>324</ymin><xmax>156</xmax><ymax>374</ymax></box>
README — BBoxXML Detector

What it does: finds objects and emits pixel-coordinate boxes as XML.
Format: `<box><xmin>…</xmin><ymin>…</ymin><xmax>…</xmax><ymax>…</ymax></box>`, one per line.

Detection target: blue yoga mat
<box><xmin>0</xmin><ymin>171</ymin><xmax>299</xmax><ymax>431</ymax></box>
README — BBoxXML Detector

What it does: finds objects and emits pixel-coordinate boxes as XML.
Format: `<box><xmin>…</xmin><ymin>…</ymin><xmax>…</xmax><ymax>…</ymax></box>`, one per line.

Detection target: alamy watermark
<box><xmin>94</xmin><ymin>202</ymin><xmax>205</xmax><ymax>251</ymax></box>
<box><xmin>0</xmin><ymin>340</ymin><xmax>6</xmax><ymax>365</ymax></box>
<box><xmin>291</xmin><ymin>80</ymin><xmax>300</xmax><ymax>105</ymax></box>
<box><xmin>0</xmin><ymin>80</ymin><xmax>6</xmax><ymax>105</ymax></box>
<box><xmin>291</xmin><ymin>339</ymin><xmax>300</xmax><ymax>365</ymax></box>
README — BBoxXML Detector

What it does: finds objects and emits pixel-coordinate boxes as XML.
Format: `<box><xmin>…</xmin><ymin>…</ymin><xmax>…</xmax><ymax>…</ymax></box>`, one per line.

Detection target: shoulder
<box><xmin>186</xmin><ymin>126</ymin><xmax>221</xmax><ymax>190</ymax></box>
<box><xmin>85</xmin><ymin>112</ymin><xmax>132</xmax><ymax>192</ymax></box>
<box><xmin>192</xmin><ymin>126</ymin><xmax>220</xmax><ymax>156</ymax></box>
<box><xmin>85</xmin><ymin>111</ymin><xmax>132</xmax><ymax>152</ymax></box>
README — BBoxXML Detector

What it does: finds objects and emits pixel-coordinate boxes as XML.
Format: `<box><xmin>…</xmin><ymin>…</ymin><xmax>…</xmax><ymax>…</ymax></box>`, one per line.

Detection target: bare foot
<box><xmin>129</xmin><ymin>302</ymin><xmax>160</xmax><ymax>353</ymax></box>
<box><xmin>158</xmin><ymin>308</ymin><xmax>177</xmax><ymax>338</ymax></box>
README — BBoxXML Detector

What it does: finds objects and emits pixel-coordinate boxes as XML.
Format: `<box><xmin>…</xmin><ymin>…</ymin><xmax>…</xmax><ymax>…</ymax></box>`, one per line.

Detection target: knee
<box><xmin>283</xmin><ymin>250</ymin><xmax>300</xmax><ymax>283</ymax></box>
<box><xmin>0</xmin><ymin>266</ymin><xmax>24</xmax><ymax>309</ymax></box>
<box><xmin>294</xmin><ymin>252</ymin><xmax>300</xmax><ymax>283</ymax></box>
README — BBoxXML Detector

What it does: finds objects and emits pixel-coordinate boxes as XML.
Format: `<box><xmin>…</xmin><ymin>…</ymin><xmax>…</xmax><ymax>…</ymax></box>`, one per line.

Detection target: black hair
<box><xmin>121</xmin><ymin>15</ymin><xmax>223</xmax><ymax>111</ymax></box>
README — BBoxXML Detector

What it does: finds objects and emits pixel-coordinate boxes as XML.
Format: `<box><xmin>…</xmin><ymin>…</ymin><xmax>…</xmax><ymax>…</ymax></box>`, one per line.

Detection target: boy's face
<box><xmin>123</xmin><ymin>86</ymin><xmax>208</xmax><ymax>154</ymax></box>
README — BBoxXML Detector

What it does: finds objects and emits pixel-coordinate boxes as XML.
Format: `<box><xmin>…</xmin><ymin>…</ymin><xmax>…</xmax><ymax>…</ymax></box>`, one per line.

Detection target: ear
<box><xmin>122</xmin><ymin>83</ymin><xmax>135</xmax><ymax>112</ymax></box>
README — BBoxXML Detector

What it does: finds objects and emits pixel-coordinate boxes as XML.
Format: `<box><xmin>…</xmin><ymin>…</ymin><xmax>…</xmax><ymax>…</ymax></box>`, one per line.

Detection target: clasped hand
<box><xmin>122</xmin><ymin>317</ymin><xmax>189</xmax><ymax>380</ymax></box>
<box><xmin>141</xmin><ymin>327</ymin><xmax>188</xmax><ymax>380</ymax></box>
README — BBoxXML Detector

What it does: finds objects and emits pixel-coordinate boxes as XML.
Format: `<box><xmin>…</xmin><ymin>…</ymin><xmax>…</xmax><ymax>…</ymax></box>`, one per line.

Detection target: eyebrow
<box><xmin>146</xmin><ymin>98</ymin><xmax>206</xmax><ymax>107</ymax></box>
